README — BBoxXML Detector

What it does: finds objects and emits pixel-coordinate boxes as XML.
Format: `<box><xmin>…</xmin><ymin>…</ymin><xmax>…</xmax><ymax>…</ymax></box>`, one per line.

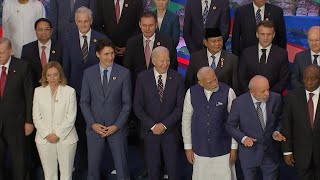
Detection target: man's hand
<box><xmin>152</xmin><ymin>123</ymin><xmax>166</xmax><ymax>135</ymax></box>
<box><xmin>104</xmin><ymin>125</ymin><xmax>119</xmax><ymax>137</ymax></box>
<box><xmin>229</xmin><ymin>149</ymin><xmax>237</xmax><ymax>165</ymax></box>
<box><xmin>25</xmin><ymin>123</ymin><xmax>34</xmax><ymax>136</ymax></box>
<box><xmin>46</xmin><ymin>134</ymin><xmax>60</xmax><ymax>143</ymax></box>
<box><xmin>272</xmin><ymin>131</ymin><xmax>286</xmax><ymax>142</ymax></box>
<box><xmin>115</xmin><ymin>47</ymin><xmax>125</xmax><ymax>56</ymax></box>
<box><xmin>284</xmin><ymin>154</ymin><xmax>295</xmax><ymax>166</ymax></box>
<box><xmin>243</xmin><ymin>137</ymin><xmax>257</xmax><ymax>147</ymax></box>
<box><xmin>185</xmin><ymin>149</ymin><xmax>195</xmax><ymax>164</ymax></box>
<box><xmin>91</xmin><ymin>123</ymin><xmax>108</xmax><ymax>136</ymax></box>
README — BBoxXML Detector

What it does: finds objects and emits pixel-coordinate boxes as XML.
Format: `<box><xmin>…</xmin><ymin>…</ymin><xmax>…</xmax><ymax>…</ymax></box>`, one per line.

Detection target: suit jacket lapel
<box><xmin>91</xmin><ymin>65</ymin><xmax>104</xmax><ymax>98</ymax></box>
<box><xmin>246</xmin><ymin>93</ymin><xmax>265</xmax><ymax>131</ymax></box>
<box><xmin>264</xmin><ymin>3</ymin><xmax>271</xmax><ymax>20</ymax></box>
<box><xmin>147</xmin><ymin>69</ymin><xmax>159</xmax><ymax>99</ymax></box>
<box><xmin>215</xmin><ymin>50</ymin><xmax>226</xmax><ymax>72</ymax></box>
<box><xmin>49</xmin><ymin>40</ymin><xmax>58</xmax><ymax>62</ymax></box>
<box><xmin>119</xmin><ymin>0</ymin><xmax>130</xmax><ymax>23</ymax></box>
<box><xmin>312</xmin><ymin>92</ymin><xmax>320</xmax><ymax>129</ymax></box>
<box><xmin>265</xmin><ymin>98</ymin><xmax>272</xmax><ymax>129</ymax></box>
<box><xmin>104</xmin><ymin>64</ymin><xmax>119</xmax><ymax>100</ymax></box>
<box><xmin>249</xmin><ymin>4</ymin><xmax>257</xmax><ymax>28</ymax></box>
<box><xmin>159</xmin><ymin>11</ymin><xmax>169</xmax><ymax>32</ymax></box>
<box><xmin>163</xmin><ymin>70</ymin><xmax>174</xmax><ymax>102</ymax></box>
<box><xmin>299</xmin><ymin>89</ymin><xmax>313</xmax><ymax>130</ymax></box>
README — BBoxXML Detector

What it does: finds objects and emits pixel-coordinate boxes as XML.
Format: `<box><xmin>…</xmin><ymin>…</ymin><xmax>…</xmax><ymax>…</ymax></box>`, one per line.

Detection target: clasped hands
<box><xmin>152</xmin><ymin>123</ymin><xmax>166</xmax><ymax>135</ymax></box>
<box><xmin>243</xmin><ymin>131</ymin><xmax>286</xmax><ymax>147</ymax></box>
<box><xmin>46</xmin><ymin>134</ymin><xmax>60</xmax><ymax>143</ymax></box>
<box><xmin>92</xmin><ymin>123</ymin><xmax>119</xmax><ymax>137</ymax></box>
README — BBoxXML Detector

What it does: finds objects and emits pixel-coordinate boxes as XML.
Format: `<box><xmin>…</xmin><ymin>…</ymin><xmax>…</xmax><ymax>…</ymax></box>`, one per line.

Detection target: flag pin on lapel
<box><xmin>113</xmin><ymin>77</ymin><xmax>117</xmax><ymax>80</ymax></box>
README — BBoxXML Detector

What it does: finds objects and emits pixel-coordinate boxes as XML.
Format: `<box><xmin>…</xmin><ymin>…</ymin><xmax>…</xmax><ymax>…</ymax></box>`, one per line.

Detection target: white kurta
<box><xmin>2</xmin><ymin>0</ymin><xmax>46</xmax><ymax>58</ymax></box>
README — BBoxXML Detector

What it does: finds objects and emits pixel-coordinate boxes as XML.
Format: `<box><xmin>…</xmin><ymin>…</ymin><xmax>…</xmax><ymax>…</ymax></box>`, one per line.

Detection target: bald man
<box><xmin>226</xmin><ymin>75</ymin><xmax>285</xmax><ymax>180</ymax></box>
<box><xmin>282</xmin><ymin>64</ymin><xmax>320</xmax><ymax>180</ymax></box>
<box><xmin>182</xmin><ymin>67</ymin><xmax>237</xmax><ymax>179</ymax></box>
<box><xmin>291</xmin><ymin>26</ymin><xmax>320</xmax><ymax>89</ymax></box>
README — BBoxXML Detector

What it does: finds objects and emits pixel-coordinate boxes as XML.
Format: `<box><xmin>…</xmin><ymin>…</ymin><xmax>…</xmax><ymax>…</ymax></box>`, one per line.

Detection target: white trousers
<box><xmin>192</xmin><ymin>153</ymin><xmax>237</xmax><ymax>180</ymax></box>
<box><xmin>36</xmin><ymin>142</ymin><xmax>77</xmax><ymax>180</ymax></box>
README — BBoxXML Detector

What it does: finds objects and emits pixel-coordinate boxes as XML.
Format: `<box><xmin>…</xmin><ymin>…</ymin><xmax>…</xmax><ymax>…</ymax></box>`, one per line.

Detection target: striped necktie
<box><xmin>82</xmin><ymin>35</ymin><xmax>89</xmax><ymax>63</ymax></box>
<box><xmin>256</xmin><ymin>9</ymin><xmax>261</xmax><ymax>24</ymax></box>
<box><xmin>203</xmin><ymin>0</ymin><xmax>209</xmax><ymax>26</ymax></box>
<box><xmin>256</xmin><ymin>102</ymin><xmax>265</xmax><ymax>130</ymax></box>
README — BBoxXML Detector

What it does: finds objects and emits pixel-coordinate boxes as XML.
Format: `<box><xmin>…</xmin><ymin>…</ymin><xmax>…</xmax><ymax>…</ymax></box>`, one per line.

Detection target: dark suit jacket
<box><xmin>226</xmin><ymin>92</ymin><xmax>282</xmax><ymax>168</ymax></box>
<box><xmin>49</xmin><ymin>0</ymin><xmax>96</xmax><ymax>41</ymax></box>
<box><xmin>62</xmin><ymin>29</ymin><xmax>106</xmax><ymax>97</ymax></box>
<box><xmin>281</xmin><ymin>88</ymin><xmax>320</xmax><ymax>169</ymax></box>
<box><xmin>123</xmin><ymin>33</ymin><xmax>178</xmax><ymax>88</ymax></box>
<box><xmin>184</xmin><ymin>49</ymin><xmax>240</xmax><ymax>94</ymax></box>
<box><xmin>239</xmin><ymin>44</ymin><xmax>289</xmax><ymax>94</ymax></box>
<box><xmin>95</xmin><ymin>0</ymin><xmax>142</xmax><ymax>48</ymax></box>
<box><xmin>21</xmin><ymin>40</ymin><xmax>62</xmax><ymax>87</ymax></box>
<box><xmin>291</xmin><ymin>50</ymin><xmax>312</xmax><ymax>89</ymax></box>
<box><xmin>155</xmin><ymin>10</ymin><xmax>180</xmax><ymax>48</ymax></box>
<box><xmin>0</xmin><ymin>57</ymin><xmax>34</xmax><ymax>134</ymax></box>
<box><xmin>231</xmin><ymin>3</ymin><xmax>287</xmax><ymax>56</ymax></box>
<box><xmin>183</xmin><ymin>0</ymin><xmax>230</xmax><ymax>53</ymax></box>
<box><xmin>133</xmin><ymin>69</ymin><xmax>184</xmax><ymax>136</ymax></box>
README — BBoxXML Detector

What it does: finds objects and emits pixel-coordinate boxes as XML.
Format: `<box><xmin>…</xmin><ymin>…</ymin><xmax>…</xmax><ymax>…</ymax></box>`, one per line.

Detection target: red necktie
<box><xmin>145</xmin><ymin>39</ymin><xmax>151</xmax><ymax>68</ymax></box>
<box><xmin>308</xmin><ymin>93</ymin><xmax>315</xmax><ymax>128</ymax></box>
<box><xmin>0</xmin><ymin>66</ymin><xmax>7</xmax><ymax>97</ymax></box>
<box><xmin>41</xmin><ymin>46</ymin><xmax>47</xmax><ymax>68</ymax></box>
<box><xmin>115</xmin><ymin>0</ymin><xmax>120</xmax><ymax>23</ymax></box>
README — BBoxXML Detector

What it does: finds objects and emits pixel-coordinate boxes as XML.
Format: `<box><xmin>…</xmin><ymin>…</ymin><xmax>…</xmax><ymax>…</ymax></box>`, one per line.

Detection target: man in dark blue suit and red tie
<box><xmin>226</xmin><ymin>75</ymin><xmax>286</xmax><ymax>180</ymax></box>
<box><xmin>134</xmin><ymin>46</ymin><xmax>184</xmax><ymax>180</ymax></box>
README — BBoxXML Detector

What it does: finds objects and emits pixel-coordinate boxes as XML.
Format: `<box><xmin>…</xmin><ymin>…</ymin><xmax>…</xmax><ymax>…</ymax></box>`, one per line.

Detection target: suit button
<box><xmin>208</xmin><ymin>138</ymin><xmax>210</xmax><ymax>141</ymax></box>
<box><xmin>207</xmin><ymin>106</ymin><xmax>210</xmax><ymax>108</ymax></box>
<box><xmin>207</xmin><ymin>114</ymin><xmax>210</xmax><ymax>117</ymax></box>
<box><xmin>207</xmin><ymin>122</ymin><xmax>210</xmax><ymax>125</ymax></box>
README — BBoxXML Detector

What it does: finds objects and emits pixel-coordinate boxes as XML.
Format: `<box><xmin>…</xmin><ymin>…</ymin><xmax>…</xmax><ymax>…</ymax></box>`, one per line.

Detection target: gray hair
<box><xmin>197</xmin><ymin>67</ymin><xmax>214</xmax><ymax>81</ymax></box>
<box><xmin>75</xmin><ymin>6</ymin><xmax>93</xmax><ymax>21</ymax></box>
<box><xmin>151</xmin><ymin>46</ymin><xmax>169</xmax><ymax>61</ymax></box>
<box><xmin>0</xmin><ymin>38</ymin><xmax>12</xmax><ymax>49</ymax></box>
<box><xmin>248</xmin><ymin>75</ymin><xmax>268</xmax><ymax>90</ymax></box>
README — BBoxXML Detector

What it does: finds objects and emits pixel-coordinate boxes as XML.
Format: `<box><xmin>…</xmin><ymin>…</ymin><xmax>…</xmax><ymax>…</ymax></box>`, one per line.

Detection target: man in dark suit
<box><xmin>282</xmin><ymin>64</ymin><xmax>320</xmax><ymax>180</ymax></box>
<box><xmin>134</xmin><ymin>46</ymin><xmax>184</xmax><ymax>180</ymax></box>
<box><xmin>21</xmin><ymin>18</ymin><xmax>62</xmax><ymax>88</ymax></box>
<box><xmin>183</xmin><ymin>0</ymin><xmax>230</xmax><ymax>54</ymax></box>
<box><xmin>0</xmin><ymin>38</ymin><xmax>34</xmax><ymax>180</ymax></box>
<box><xmin>291</xmin><ymin>26</ymin><xmax>320</xmax><ymax>89</ymax></box>
<box><xmin>63</xmin><ymin>6</ymin><xmax>106</xmax><ymax>174</ymax></box>
<box><xmin>231</xmin><ymin>0</ymin><xmax>287</xmax><ymax>56</ymax></box>
<box><xmin>123</xmin><ymin>11</ymin><xmax>177</xmax><ymax>88</ymax></box>
<box><xmin>80</xmin><ymin>38</ymin><xmax>132</xmax><ymax>180</ymax></box>
<box><xmin>95</xmin><ymin>0</ymin><xmax>143</xmax><ymax>65</ymax></box>
<box><xmin>226</xmin><ymin>75</ymin><xmax>286</xmax><ymax>180</ymax></box>
<box><xmin>239</xmin><ymin>20</ymin><xmax>289</xmax><ymax>94</ymax></box>
<box><xmin>49</xmin><ymin>0</ymin><xmax>96</xmax><ymax>41</ymax></box>
<box><xmin>185</xmin><ymin>28</ymin><xmax>240</xmax><ymax>94</ymax></box>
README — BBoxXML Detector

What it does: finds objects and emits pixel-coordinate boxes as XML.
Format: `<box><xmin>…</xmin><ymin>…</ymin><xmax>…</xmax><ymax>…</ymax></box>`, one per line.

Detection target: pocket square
<box><xmin>216</xmin><ymin>102</ymin><xmax>223</xmax><ymax>106</ymax></box>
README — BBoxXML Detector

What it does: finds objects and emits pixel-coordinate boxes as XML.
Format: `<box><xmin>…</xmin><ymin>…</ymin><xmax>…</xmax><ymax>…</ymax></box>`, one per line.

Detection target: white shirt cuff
<box><xmin>184</xmin><ymin>144</ymin><xmax>192</xmax><ymax>150</ymax></box>
<box><xmin>283</xmin><ymin>152</ymin><xmax>293</xmax><ymax>155</ymax></box>
<box><xmin>241</xmin><ymin>136</ymin><xmax>248</xmax><ymax>144</ymax></box>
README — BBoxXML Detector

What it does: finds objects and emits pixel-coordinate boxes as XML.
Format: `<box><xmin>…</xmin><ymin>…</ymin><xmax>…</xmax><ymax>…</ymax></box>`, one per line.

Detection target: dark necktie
<box><xmin>256</xmin><ymin>102</ymin><xmax>265</xmax><ymax>130</ymax></box>
<box><xmin>210</xmin><ymin>55</ymin><xmax>216</xmax><ymax>69</ymax></box>
<box><xmin>115</xmin><ymin>0</ymin><xmax>120</xmax><ymax>23</ymax></box>
<box><xmin>103</xmin><ymin>69</ymin><xmax>109</xmax><ymax>96</ymax></box>
<box><xmin>82</xmin><ymin>35</ymin><xmax>89</xmax><ymax>63</ymax></box>
<box><xmin>40</xmin><ymin>46</ymin><xmax>47</xmax><ymax>68</ymax></box>
<box><xmin>256</xmin><ymin>9</ymin><xmax>261</xmax><ymax>24</ymax></box>
<box><xmin>308</xmin><ymin>93</ymin><xmax>314</xmax><ymax>129</ymax></box>
<box><xmin>203</xmin><ymin>0</ymin><xmax>209</xmax><ymax>27</ymax></box>
<box><xmin>313</xmin><ymin>55</ymin><xmax>319</xmax><ymax>65</ymax></box>
<box><xmin>158</xmin><ymin>75</ymin><xmax>164</xmax><ymax>103</ymax></box>
<box><xmin>260</xmin><ymin>49</ymin><xmax>267</xmax><ymax>64</ymax></box>
<box><xmin>70</xmin><ymin>0</ymin><xmax>75</xmax><ymax>11</ymax></box>
<box><xmin>0</xmin><ymin>66</ymin><xmax>7</xmax><ymax>97</ymax></box>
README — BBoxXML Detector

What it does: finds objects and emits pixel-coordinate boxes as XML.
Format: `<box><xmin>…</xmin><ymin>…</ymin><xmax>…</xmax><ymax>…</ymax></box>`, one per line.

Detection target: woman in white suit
<box><xmin>33</xmin><ymin>61</ymin><xmax>78</xmax><ymax>180</ymax></box>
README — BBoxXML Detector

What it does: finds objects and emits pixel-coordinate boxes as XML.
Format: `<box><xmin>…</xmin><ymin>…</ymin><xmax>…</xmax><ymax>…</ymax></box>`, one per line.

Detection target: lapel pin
<box><xmin>157</xmin><ymin>42</ymin><xmax>160</xmax><ymax>46</ymax></box>
<box><xmin>13</xmin><ymin>70</ymin><xmax>16</xmax><ymax>73</ymax></box>
<box><xmin>213</xmin><ymin>6</ymin><xmax>216</xmax><ymax>10</ymax></box>
<box><xmin>125</xmin><ymin>4</ymin><xmax>128</xmax><ymax>7</ymax></box>
<box><xmin>169</xmin><ymin>77</ymin><xmax>172</xmax><ymax>80</ymax></box>
<box><xmin>52</xmin><ymin>50</ymin><xmax>55</xmax><ymax>54</ymax></box>
<box><xmin>113</xmin><ymin>77</ymin><xmax>117</xmax><ymax>80</ymax></box>
<box><xmin>265</xmin><ymin>18</ymin><xmax>269</xmax><ymax>21</ymax></box>
<box><xmin>93</xmin><ymin>39</ymin><xmax>97</xmax><ymax>43</ymax></box>
<box><xmin>220</xmin><ymin>58</ymin><xmax>224</xmax><ymax>68</ymax></box>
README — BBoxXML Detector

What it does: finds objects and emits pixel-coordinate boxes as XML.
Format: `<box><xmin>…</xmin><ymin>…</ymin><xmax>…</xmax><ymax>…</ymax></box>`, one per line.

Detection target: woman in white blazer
<box><xmin>33</xmin><ymin>61</ymin><xmax>78</xmax><ymax>180</ymax></box>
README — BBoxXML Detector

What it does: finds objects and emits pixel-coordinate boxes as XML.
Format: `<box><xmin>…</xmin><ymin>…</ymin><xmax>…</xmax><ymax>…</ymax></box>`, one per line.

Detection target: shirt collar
<box><xmin>207</xmin><ymin>49</ymin><xmax>222</xmax><ymax>59</ymax></box>
<box><xmin>258</xmin><ymin>43</ymin><xmax>272</xmax><ymax>52</ymax></box>
<box><xmin>99</xmin><ymin>63</ymin><xmax>113</xmax><ymax>74</ymax></box>
<box><xmin>250</xmin><ymin>94</ymin><xmax>265</xmax><ymax>105</ymax></box>
<box><xmin>253</xmin><ymin>2</ymin><xmax>265</xmax><ymax>12</ymax></box>
<box><xmin>79</xmin><ymin>29</ymin><xmax>92</xmax><ymax>39</ymax></box>
<box><xmin>311</xmin><ymin>50</ymin><xmax>320</xmax><ymax>56</ymax></box>
<box><xmin>1</xmin><ymin>57</ymin><xmax>11</xmax><ymax>69</ymax></box>
<box><xmin>306</xmin><ymin>86</ymin><xmax>320</xmax><ymax>96</ymax></box>
<box><xmin>143</xmin><ymin>33</ymin><xmax>156</xmax><ymax>42</ymax></box>
<box><xmin>153</xmin><ymin>67</ymin><xmax>167</xmax><ymax>78</ymax></box>
<box><xmin>38</xmin><ymin>39</ymin><xmax>52</xmax><ymax>49</ymax></box>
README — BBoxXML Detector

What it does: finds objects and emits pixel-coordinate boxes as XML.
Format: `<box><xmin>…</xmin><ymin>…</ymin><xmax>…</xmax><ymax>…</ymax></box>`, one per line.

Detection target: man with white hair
<box><xmin>182</xmin><ymin>67</ymin><xmax>238</xmax><ymax>180</ymax></box>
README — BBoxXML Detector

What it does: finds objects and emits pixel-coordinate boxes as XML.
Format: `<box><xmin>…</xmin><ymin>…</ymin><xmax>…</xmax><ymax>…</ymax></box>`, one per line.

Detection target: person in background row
<box><xmin>2</xmin><ymin>0</ymin><xmax>45</xmax><ymax>58</ymax></box>
<box><xmin>182</xmin><ymin>67</ymin><xmax>237</xmax><ymax>180</ymax></box>
<box><xmin>33</xmin><ymin>61</ymin><xmax>78</xmax><ymax>180</ymax></box>
<box><xmin>291</xmin><ymin>26</ymin><xmax>320</xmax><ymax>89</ymax></box>
<box><xmin>0</xmin><ymin>38</ymin><xmax>34</xmax><ymax>180</ymax></box>
<box><xmin>154</xmin><ymin>0</ymin><xmax>180</xmax><ymax>48</ymax></box>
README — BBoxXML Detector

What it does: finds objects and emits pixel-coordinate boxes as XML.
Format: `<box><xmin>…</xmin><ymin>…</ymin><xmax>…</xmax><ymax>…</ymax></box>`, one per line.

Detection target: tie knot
<box><xmin>309</xmin><ymin>93</ymin><xmax>314</xmax><ymax>99</ymax></box>
<box><xmin>42</xmin><ymin>46</ymin><xmax>46</xmax><ymax>50</ymax></box>
<box><xmin>2</xmin><ymin>66</ymin><xmax>6</xmax><ymax>71</ymax></box>
<box><xmin>211</xmin><ymin>55</ymin><xmax>215</xmax><ymax>60</ymax></box>
<box><xmin>314</xmin><ymin>54</ymin><xmax>319</xmax><ymax>59</ymax></box>
<box><xmin>146</xmin><ymin>39</ymin><xmax>150</xmax><ymax>43</ymax></box>
<box><xmin>256</xmin><ymin>102</ymin><xmax>262</xmax><ymax>107</ymax></box>
<box><xmin>103</xmin><ymin>69</ymin><xmax>108</xmax><ymax>76</ymax></box>
<box><xmin>257</xmin><ymin>9</ymin><xmax>261</xmax><ymax>13</ymax></box>
<box><xmin>205</xmin><ymin>0</ymin><xmax>208</xmax><ymax>4</ymax></box>
<box><xmin>158</xmin><ymin>74</ymin><xmax>162</xmax><ymax>79</ymax></box>
<box><xmin>261</xmin><ymin>49</ymin><xmax>267</xmax><ymax>54</ymax></box>
<box><xmin>82</xmin><ymin>35</ymin><xmax>87</xmax><ymax>39</ymax></box>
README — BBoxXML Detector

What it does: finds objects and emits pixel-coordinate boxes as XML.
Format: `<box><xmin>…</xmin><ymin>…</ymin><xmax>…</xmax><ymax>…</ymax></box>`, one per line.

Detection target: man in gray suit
<box><xmin>291</xmin><ymin>26</ymin><xmax>320</xmax><ymax>89</ymax></box>
<box><xmin>80</xmin><ymin>38</ymin><xmax>132</xmax><ymax>180</ymax></box>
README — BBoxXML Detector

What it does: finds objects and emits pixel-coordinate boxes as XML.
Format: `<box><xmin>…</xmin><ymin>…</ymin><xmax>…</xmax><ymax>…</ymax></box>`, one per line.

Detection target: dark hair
<box><xmin>140</xmin><ymin>11</ymin><xmax>157</xmax><ymax>22</ymax></box>
<box><xmin>95</xmin><ymin>38</ymin><xmax>115</xmax><ymax>53</ymax></box>
<box><xmin>256</xmin><ymin>20</ymin><xmax>275</xmax><ymax>32</ymax></box>
<box><xmin>34</xmin><ymin>18</ymin><xmax>53</xmax><ymax>29</ymax></box>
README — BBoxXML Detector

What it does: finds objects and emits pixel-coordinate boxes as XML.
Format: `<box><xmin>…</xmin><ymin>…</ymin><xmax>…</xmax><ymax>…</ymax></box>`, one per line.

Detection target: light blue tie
<box><xmin>211</xmin><ymin>55</ymin><xmax>216</xmax><ymax>69</ymax></box>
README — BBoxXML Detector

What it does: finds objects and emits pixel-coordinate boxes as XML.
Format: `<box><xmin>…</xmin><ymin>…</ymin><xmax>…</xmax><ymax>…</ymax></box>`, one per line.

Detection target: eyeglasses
<box><xmin>36</xmin><ymin>27</ymin><xmax>51</xmax><ymax>32</ymax></box>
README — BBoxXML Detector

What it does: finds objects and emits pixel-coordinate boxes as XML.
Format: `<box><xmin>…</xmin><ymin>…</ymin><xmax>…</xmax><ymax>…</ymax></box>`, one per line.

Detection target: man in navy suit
<box><xmin>62</xmin><ymin>6</ymin><xmax>106</xmax><ymax>174</ymax></box>
<box><xmin>238</xmin><ymin>20</ymin><xmax>289</xmax><ymax>94</ymax></box>
<box><xmin>21</xmin><ymin>18</ymin><xmax>62</xmax><ymax>88</ymax></box>
<box><xmin>226</xmin><ymin>75</ymin><xmax>286</xmax><ymax>180</ymax></box>
<box><xmin>231</xmin><ymin>0</ymin><xmax>287</xmax><ymax>56</ymax></box>
<box><xmin>134</xmin><ymin>46</ymin><xmax>184</xmax><ymax>180</ymax></box>
<box><xmin>291</xmin><ymin>26</ymin><xmax>320</xmax><ymax>89</ymax></box>
<box><xmin>80</xmin><ymin>38</ymin><xmax>132</xmax><ymax>180</ymax></box>
<box><xmin>183</xmin><ymin>0</ymin><xmax>230</xmax><ymax>54</ymax></box>
<box><xmin>49</xmin><ymin>0</ymin><xmax>96</xmax><ymax>41</ymax></box>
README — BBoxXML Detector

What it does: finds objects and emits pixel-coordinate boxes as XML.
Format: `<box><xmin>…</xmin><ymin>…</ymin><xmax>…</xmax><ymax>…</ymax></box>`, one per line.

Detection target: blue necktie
<box><xmin>203</xmin><ymin>0</ymin><xmax>209</xmax><ymax>27</ymax></box>
<box><xmin>210</xmin><ymin>55</ymin><xmax>216</xmax><ymax>69</ymax></box>
<box><xmin>103</xmin><ymin>70</ymin><xmax>108</xmax><ymax>95</ymax></box>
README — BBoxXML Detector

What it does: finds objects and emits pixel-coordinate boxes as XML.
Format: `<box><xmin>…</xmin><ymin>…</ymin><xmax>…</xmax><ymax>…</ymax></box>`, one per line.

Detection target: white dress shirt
<box><xmin>79</xmin><ymin>29</ymin><xmax>92</xmax><ymax>50</ymax></box>
<box><xmin>253</xmin><ymin>2</ymin><xmax>265</xmax><ymax>21</ymax></box>
<box><xmin>38</xmin><ymin>40</ymin><xmax>52</xmax><ymax>63</ymax></box>
<box><xmin>258</xmin><ymin>43</ymin><xmax>272</xmax><ymax>63</ymax></box>
<box><xmin>207</xmin><ymin>49</ymin><xmax>221</xmax><ymax>67</ymax></box>
<box><xmin>143</xmin><ymin>33</ymin><xmax>156</xmax><ymax>54</ymax></box>
<box><xmin>311</xmin><ymin>50</ymin><xmax>320</xmax><ymax>64</ymax></box>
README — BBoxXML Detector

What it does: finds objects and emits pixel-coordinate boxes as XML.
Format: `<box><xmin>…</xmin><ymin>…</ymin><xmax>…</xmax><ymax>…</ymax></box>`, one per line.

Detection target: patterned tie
<box><xmin>82</xmin><ymin>35</ymin><xmax>89</xmax><ymax>63</ymax></box>
<box><xmin>260</xmin><ymin>49</ymin><xmax>267</xmax><ymax>64</ymax></box>
<box><xmin>115</xmin><ymin>0</ymin><xmax>120</xmax><ymax>24</ymax></box>
<box><xmin>0</xmin><ymin>66</ymin><xmax>7</xmax><ymax>97</ymax></box>
<box><xmin>308</xmin><ymin>93</ymin><xmax>314</xmax><ymax>129</ymax></box>
<box><xmin>144</xmin><ymin>39</ymin><xmax>151</xmax><ymax>68</ymax></box>
<box><xmin>103</xmin><ymin>69</ymin><xmax>108</xmax><ymax>96</ymax></box>
<box><xmin>145</xmin><ymin>0</ymin><xmax>152</xmax><ymax>11</ymax></box>
<box><xmin>256</xmin><ymin>9</ymin><xmax>261</xmax><ymax>24</ymax></box>
<box><xmin>256</xmin><ymin>102</ymin><xmax>265</xmax><ymax>130</ymax></box>
<box><xmin>40</xmin><ymin>46</ymin><xmax>47</xmax><ymax>68</ymax></box>
<box><xmin>158</xmin><ymin>75</ymin><xmax>164</xmax><ymax>103</ymax></box>
<box><xmin>313</xmin><ymin>55</ymin><xmax>319</xmax><ymax>65</ymax></box>
<box><xmin>203</xmin><ymin>0</ymin><xmax>209</xmax><ymax>27</ymax></box>
<box><xmin>210</xmin><ymin>55</ymin><xmax>216</xmax><ymax>69</ymax></box>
